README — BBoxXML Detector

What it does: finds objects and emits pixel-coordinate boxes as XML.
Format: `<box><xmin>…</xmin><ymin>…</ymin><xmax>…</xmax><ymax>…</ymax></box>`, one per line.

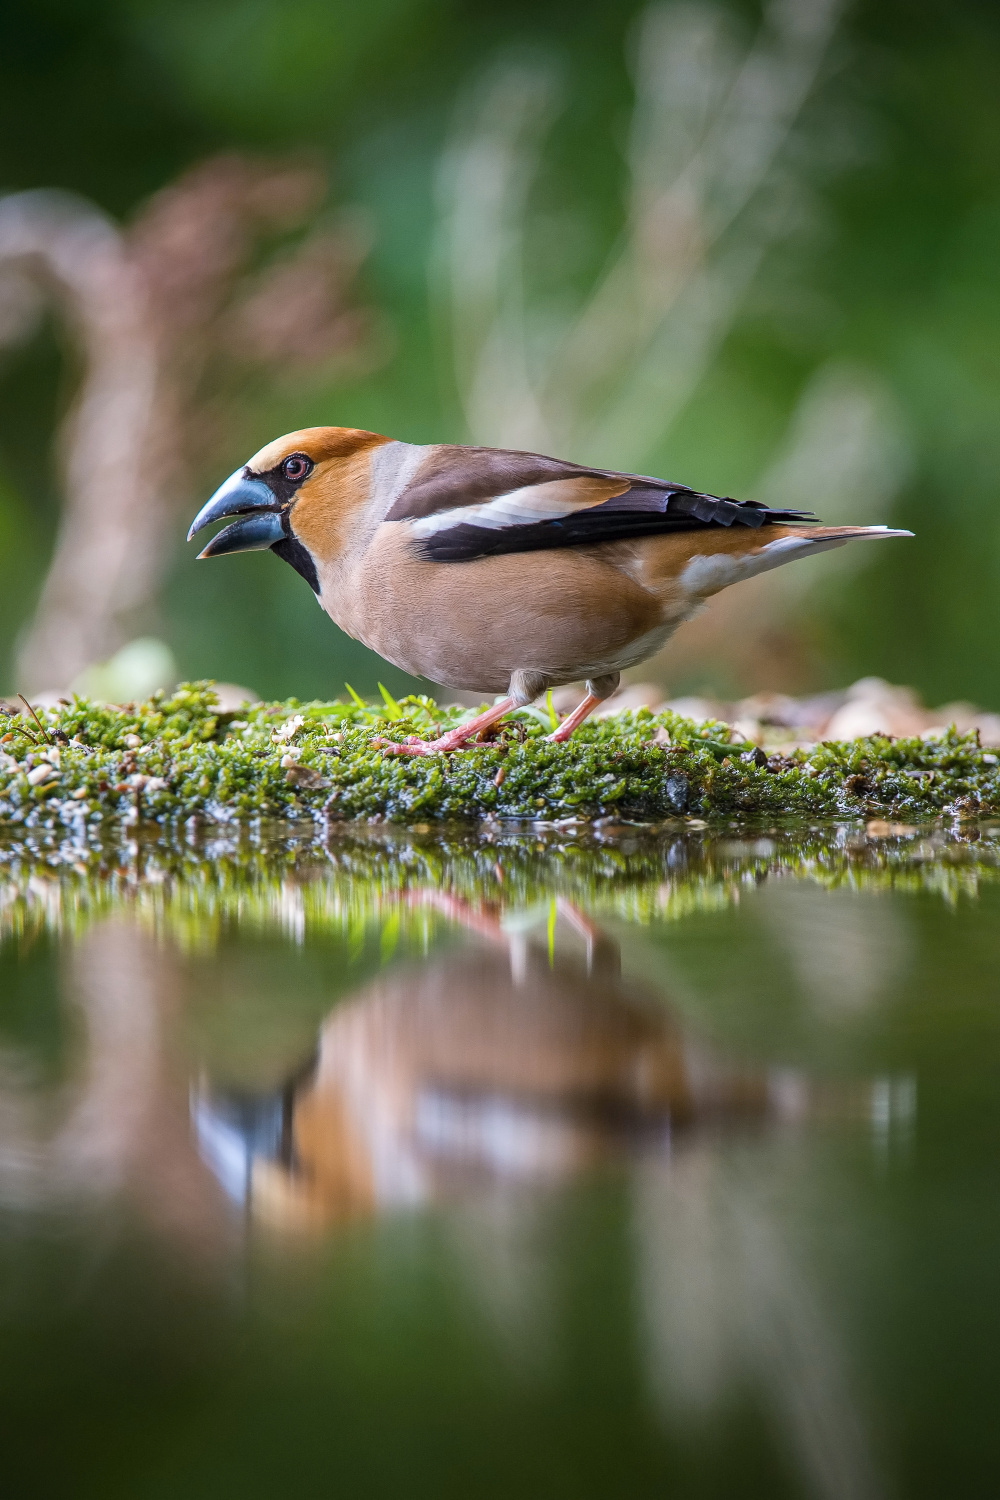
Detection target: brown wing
<box><xmin>386</xmin><ymin>443</ymin><xmax>817</xmax><ymax>562</ymax></box>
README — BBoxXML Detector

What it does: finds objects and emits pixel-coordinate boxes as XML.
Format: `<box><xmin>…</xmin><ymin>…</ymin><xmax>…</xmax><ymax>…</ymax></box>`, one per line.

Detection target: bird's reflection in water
<box><xmin>194</xmin><ymin>894</ymin><xmax>806</xmax><ymax>1232</ymax></box>
<box><xmin>0</xmin><ymin>884</ymin><xmax>887</xmax><ymax>1497</ymax></box>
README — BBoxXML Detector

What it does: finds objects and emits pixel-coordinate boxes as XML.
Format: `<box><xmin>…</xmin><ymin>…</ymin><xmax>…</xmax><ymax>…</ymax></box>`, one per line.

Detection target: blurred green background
<box><xmin>0</xmin><ymin>0</ymin><xmax>998</xmax><ymax>707</ymax></box>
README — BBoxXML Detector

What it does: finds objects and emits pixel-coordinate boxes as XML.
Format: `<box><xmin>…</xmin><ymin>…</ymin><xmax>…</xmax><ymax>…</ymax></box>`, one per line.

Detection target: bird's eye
<box><xmin>282</xmin><ymin>454</ymin><xmax>313</xmax><ymax>482</ymax></box>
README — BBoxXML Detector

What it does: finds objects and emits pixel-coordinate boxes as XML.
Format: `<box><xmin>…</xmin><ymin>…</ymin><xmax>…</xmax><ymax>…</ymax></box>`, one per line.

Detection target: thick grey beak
<box><xmin>187</xmin><ymin>467</ymin><xmax>285</xmax><ymax>558</ymax></box>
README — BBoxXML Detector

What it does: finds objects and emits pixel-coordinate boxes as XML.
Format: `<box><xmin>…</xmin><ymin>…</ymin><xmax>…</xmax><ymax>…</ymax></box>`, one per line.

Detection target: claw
<box><xmin>381</xmin><ymin>734</ymin><xmax>473</xmax><ymax>756</ymax></box>
<box><xmin>376</xmin><ymin>695</ymin><xmax>519</xmax><ymax>757</ymax></box>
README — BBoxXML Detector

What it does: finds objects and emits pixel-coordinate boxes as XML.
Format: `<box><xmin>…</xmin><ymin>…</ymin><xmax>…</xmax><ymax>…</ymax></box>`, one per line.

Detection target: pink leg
<box><xmin>408</xmin><ymin>890</ymin><xmax>507</xmax><ymax>941</ymax></box>
<box><xmin>546</xmin><ymin>691</ymin><xmax>603</xmax><ymax>744</ymax></box>
<box><xmin>375</xmin><ymin>697</ymin><xmax>516</xmax><ymax>756</ymax></box>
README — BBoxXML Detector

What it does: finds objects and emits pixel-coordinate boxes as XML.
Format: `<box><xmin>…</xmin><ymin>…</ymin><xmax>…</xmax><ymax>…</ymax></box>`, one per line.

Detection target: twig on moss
<box><xmin>17</xmin><ymin>695</ymin><xmax>51</xmax><ymax>744</ymax></box>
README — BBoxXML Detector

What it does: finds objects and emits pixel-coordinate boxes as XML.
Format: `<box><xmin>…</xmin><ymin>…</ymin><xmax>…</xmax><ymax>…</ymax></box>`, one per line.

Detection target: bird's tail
<box><xmin>714</xmin><ymin>522</ymin><xmax>913</xmax><ymax>588</ymax></box>
<box><xmin>786</xmin><ymin>524</ymin><xmax>914</xmax><ymax>543</ymax></box>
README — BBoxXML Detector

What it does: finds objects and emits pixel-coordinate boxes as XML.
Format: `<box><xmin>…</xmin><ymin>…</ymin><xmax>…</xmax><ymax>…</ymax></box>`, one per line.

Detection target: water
<box><xmin>2</xmin><ymin>819</ymin><xmax>999</xmax><ymax>1498</ymax></box>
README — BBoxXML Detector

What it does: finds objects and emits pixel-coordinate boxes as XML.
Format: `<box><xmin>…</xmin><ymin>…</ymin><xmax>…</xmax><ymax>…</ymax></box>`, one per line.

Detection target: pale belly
<box><xmin>317</xmin><ymin>530</ymin><xmax>679</xmax><ymax>695</ymax></box>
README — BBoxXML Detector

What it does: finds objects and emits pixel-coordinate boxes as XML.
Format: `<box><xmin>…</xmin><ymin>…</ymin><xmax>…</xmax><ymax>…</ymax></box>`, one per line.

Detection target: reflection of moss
<box><xmin>2</xmin><ymin>818</ymin><xmax>998</xmax><ymax>951</ymax></box>
<box><xmin>2</xmin><ymin>682</ymin><xmax>1000</xmax><ymax>829</ymax></box>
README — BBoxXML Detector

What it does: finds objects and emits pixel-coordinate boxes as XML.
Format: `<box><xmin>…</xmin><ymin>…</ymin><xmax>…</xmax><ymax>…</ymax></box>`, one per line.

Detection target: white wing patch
<box><xmin>408</xmin><ymin>477</ymin><xmax>624</xmax><ymax>539</ymax></box>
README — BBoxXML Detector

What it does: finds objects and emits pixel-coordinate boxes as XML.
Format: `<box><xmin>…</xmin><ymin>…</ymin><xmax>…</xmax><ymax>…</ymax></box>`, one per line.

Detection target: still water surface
<box><xmin>2</xmin><ymin>820</ymin><xmax>999</xmax><ymax>1498</ymax></box>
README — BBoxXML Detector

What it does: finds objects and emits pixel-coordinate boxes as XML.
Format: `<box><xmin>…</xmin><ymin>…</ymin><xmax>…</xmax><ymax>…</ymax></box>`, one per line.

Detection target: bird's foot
<box><xmin>375</xmin><ymin>728</ymin><xmax>478</xmax><ymax>757</ymax></box>
<box><xmin>374</xmin><ymin>696</ymin><xmax>518</xmax><ymax>757</ymax></box>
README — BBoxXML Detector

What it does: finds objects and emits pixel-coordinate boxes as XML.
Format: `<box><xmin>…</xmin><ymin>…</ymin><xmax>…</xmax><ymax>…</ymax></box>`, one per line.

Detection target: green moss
<box><xmin>1</xmin><ymin>681</ymin><xmax>999</xmax><ymax>833</ymax></box>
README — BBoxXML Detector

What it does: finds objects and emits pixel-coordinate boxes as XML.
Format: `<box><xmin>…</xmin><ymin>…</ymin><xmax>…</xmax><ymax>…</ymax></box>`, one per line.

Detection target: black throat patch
<box><xmin>271</xmin><ymin>508</ymin><xmax>320</xmax><ymax>594</ymax></box>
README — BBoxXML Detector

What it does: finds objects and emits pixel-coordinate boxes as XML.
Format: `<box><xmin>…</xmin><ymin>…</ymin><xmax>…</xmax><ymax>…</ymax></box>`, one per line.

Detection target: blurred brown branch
<box><xmin>0</xmin><ymin>155</ymin><xmax>380</xmax><ymax>692</ymax></box>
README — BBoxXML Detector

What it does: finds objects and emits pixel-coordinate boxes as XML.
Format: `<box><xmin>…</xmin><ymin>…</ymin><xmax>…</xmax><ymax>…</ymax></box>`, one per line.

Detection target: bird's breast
<box><xmin>317</xmin><ymin>526</ymin><xmax>668</xmax><ymax>693</ymax></box>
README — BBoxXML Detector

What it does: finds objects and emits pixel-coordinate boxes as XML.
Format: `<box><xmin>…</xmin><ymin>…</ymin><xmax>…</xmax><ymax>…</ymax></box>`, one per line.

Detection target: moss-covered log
<box><xmin>2</xmin><ymin>682</ymin><xmax>999</xmax><ymax>832</ymax></box>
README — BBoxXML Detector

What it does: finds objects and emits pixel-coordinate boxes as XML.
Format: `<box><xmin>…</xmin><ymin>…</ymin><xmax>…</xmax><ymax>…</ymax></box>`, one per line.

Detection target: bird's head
<box><xmin>187</xmin><ymin>426</ymin><xmax>389</xmax><ymax>594</ymax></box>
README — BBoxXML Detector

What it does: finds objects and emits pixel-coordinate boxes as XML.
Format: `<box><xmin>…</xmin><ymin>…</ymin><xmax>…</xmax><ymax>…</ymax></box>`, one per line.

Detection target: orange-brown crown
<box><xmin>248</xmin><ymin>426</ymin><xmax>391</xmax><ymax>565</ymax></box>
<box><xmin>246</xmin><ymin>425</ymin><xmax>389</xmax><ymax>473</ymax></box>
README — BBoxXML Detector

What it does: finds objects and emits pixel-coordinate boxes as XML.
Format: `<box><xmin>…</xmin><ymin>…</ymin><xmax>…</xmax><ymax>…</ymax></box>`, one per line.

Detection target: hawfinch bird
<box><xmin>188</xmin><ymin>427</ymin><xmax>911</xmax><ymax>753</ymax></box>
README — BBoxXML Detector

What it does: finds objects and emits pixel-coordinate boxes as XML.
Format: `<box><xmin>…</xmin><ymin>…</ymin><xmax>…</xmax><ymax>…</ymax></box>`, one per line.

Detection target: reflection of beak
<box><xmin>187</xmin><ymin>467</ymin><xmax>285</xmax><ymax>559</ymax></box>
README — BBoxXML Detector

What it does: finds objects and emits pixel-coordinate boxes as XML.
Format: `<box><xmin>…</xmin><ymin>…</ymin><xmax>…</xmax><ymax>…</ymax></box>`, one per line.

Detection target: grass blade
<box><xmin>546</xmin><ymin>689</ymin><xmax>558</xmax><ymax>732</ymax></box>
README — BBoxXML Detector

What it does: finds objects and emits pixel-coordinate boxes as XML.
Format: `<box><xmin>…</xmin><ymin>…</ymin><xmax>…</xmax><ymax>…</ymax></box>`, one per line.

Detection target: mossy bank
<box><xmin>2</xmin><ymin>682</ymin><xmax>999</xmax><ymax>833</ymax></box>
